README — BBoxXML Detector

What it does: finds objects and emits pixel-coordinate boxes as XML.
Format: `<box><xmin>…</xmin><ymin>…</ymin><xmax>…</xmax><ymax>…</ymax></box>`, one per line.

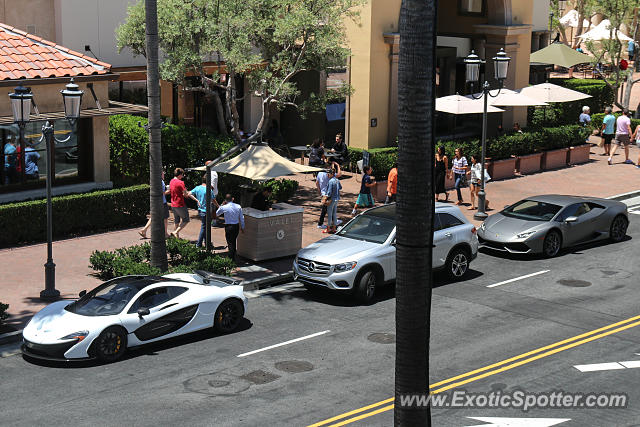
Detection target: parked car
<box><xmin>293</xmin><ymin>203</ymin><xmax>478</xmax><ymax>303</ymax></box>
<box><xmin>22</xmin><ymin>271</ymin><xmax>247</xmax><ymax>362</ymax></box>
<box><xmin>477</xmin><ymin>195</ymin><xmax>629</xmax><ymax>257</ymax></box>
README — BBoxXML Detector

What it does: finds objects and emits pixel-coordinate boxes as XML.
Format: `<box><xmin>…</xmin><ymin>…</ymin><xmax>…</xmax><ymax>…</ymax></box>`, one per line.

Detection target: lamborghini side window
<box><xmin>128</xmin><ymin>286</ymin><xmax>187</xmax><ymax>313</ymax></box>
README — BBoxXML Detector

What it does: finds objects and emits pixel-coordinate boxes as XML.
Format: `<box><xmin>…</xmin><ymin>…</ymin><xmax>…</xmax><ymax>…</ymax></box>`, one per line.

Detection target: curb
<box><xmin>0</xmin><ymin>330</ymin><xmax>22</xmax><ymax>346</ymax></box>
<box><xmin>241</xmin><ymin>271</ymin><xmax>294</xmax><ymax>291</ymax></box>
<box><xmin>607</xmin><ymin>190</ymin><xmax>640</xmax><ymax>201</ymax></box>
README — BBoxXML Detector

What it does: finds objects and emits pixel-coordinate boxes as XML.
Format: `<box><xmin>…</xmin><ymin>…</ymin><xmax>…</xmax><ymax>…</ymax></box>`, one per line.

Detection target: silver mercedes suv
<box><xmin>293</xmin><ymin>203</ymin><xmax>479</xmax><ymax>303</ymax></box>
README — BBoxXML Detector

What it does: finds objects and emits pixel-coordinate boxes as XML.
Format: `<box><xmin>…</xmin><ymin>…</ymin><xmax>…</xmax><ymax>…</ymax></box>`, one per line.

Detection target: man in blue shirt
<box><xmin>191</xmin><ymin>175</ymin><xmax>215</xmax><ymax>248</ymax></box>
<box><xmin>4</xmin><ymin>140</ymin><xmax>17</xmax><ymax>184</ymax></box>
<box><xmin>325</xmin><ymin>170</ymin><xmax>342</xmax><ymax>233</ymax></box>
<box><xmin>601</xmin><ymin>106</ymin><xmax>616</xmax><ymax>156</ymax></box>
<box><xmin>216</xmin><ymin>194</ymin><xmax>245</xmax><ymax>261</ymax></box>
<box><xmin>24</xmin><ymin>144</ymin><xmax>40</xmax><ymax>180</ymax></box>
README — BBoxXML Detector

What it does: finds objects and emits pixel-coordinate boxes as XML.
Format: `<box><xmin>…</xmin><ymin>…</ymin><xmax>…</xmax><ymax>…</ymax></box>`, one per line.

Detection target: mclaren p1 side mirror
<box><xmin>565</xmin><ymin>216</ymin><xmax>578</xmax><ymax>223</ymax></box>
<box><xmin>138</xmin><ymin>307</ymin><xmax>151</xmax><ymax>318</ymax></box>
<box><xmin>79</xmin><ymin>290</ymin><xmax>86</xmax><ymax>298</ymax></box>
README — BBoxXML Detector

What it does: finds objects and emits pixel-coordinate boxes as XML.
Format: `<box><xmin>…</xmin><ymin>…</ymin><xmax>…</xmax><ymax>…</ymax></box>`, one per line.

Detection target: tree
<box><xmin>395</xmin><ymin>0</ymin><xmax>435</xmax><ymax>425</ymax></box>
<box><xmin>145</xmin><ymin>0</ymin><xmax>168</xmax><ymax>271</ymax></box>
<box><xmin>117</xmin><ymin>0</ymin><xmax>360</xmax><ymax>144</ymax></box>
<box><xmin>550</xmin><ymin>0</ymin><xmax>597</xmax><ymax>47</ymax></box>
<box><xmin>587</xmin><ymin>0</ymin><xmax>640</xmax><ymax>109</ymax></box>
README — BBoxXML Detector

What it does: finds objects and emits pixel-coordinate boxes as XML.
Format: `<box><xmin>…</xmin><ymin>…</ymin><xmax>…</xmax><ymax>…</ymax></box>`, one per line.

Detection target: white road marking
<box><xmin>574</xmin><ymin>362</ymin><xmax>625</xmax><ymax>372</ymax></box>
<box><xmin>237</xmin><ymin>330</ymin><xmax>331</xmax><ymax>358</ymax></box>
<box><xmin>244</xmin><ymin>283</ymin><xmax>303</xmax><ymax>299</ymax></box>
<box><xmin>617</xmin><ymin>360</ymin><xmax>640</xmax><ymax>368</ymax></box>
<box><xmin>486</xmin><ymin>270</ymin><xmax>550</xmax><ymax>288</ymax></box>
<box><xmin>466</xmin><ymin>416</ymin><xmax>571</xmax><ymax>427</ymax></box>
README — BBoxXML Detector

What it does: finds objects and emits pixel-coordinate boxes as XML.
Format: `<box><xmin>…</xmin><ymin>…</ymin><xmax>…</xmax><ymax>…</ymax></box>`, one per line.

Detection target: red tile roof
<box><xmin>0</xmin><ymin>23</ymin><xmax>111</xmax><ymax>80</ymax></box>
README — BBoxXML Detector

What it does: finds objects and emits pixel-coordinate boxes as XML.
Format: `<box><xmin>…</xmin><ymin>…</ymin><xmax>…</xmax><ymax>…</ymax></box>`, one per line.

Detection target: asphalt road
<box><xmin>1</xmin><ymin>203</ymin><xmax>640</xmax><ymax>427</ymax></box>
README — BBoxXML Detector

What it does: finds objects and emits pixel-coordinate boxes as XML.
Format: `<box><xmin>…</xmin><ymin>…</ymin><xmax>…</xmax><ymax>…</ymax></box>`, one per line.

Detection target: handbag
<box><xmin>321</xmin><ymin>196</ymin><xmax>331</xmax><ymax>206</ymax></box>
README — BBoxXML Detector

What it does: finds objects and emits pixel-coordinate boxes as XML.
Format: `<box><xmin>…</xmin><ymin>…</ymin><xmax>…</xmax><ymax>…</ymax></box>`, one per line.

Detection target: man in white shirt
<box><xmin>609</xmin><ymin>109</ymin><xmax>633</xmax><ymax>165</ymax></box>
<box><xmin>216</xmin><ymin>194</ymin><xmax>245</xmax><ymax>261</ymax></box>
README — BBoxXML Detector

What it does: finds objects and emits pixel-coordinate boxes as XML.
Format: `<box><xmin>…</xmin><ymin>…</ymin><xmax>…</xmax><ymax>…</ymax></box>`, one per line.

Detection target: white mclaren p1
<box><xmin>22</xmin><ymin>271</ymin><xmax>248</xmax><ymax>362</ymax></box>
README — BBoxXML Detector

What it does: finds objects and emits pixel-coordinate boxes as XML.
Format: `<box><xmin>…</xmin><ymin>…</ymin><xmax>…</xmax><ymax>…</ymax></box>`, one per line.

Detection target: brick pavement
<box><xmin>1</xmin><ymin>137</ymin><xmax>639</xmax><ymax>328</ymax></box>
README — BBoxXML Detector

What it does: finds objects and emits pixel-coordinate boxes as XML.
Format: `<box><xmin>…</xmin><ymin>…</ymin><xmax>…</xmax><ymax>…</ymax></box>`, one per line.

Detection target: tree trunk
<box><xmin>211</xmin><ymin>90</ymin><xmax>229</xmax><ymax>136</ymax></box>
<box><xmin>145</xmin><ymin>0</ymin><xmax>168</xmax><ymax>271</ymax></box>
<box><xmin>395</xmin><ymin>0</ymin><xmax>435</xmax><ymax>425</ymax></box>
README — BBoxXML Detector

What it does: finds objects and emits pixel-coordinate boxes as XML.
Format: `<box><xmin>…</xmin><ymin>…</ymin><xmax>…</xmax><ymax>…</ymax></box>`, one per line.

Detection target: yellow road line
<box><xmin>310</xmin><ymin>314</ymin><xmax>640</xmax><ymax>427</ymax></box>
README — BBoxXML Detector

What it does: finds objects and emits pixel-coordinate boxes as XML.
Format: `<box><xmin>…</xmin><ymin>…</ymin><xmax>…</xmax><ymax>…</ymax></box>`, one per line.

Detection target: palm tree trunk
<box><xmin>395</xmin><ymin>0</ymin><xmax>436</xmax><ymax>425</ymax></box>
<box><xmin>145</xmin><ymin>0</ymin><xmax>168</xmax><ymax>271</ymax></box>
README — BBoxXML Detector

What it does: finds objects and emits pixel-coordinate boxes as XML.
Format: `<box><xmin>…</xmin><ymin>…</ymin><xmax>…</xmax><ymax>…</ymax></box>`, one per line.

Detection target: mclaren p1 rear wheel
<box><xmin>93</xmin><ymin>326</ymin><xmax>127</xmax><ymax>363</ymax></box>
<box><xmin>215</xmin><ymin>299</ymin><xmax>244</xmax><ymax>333</ymax></box>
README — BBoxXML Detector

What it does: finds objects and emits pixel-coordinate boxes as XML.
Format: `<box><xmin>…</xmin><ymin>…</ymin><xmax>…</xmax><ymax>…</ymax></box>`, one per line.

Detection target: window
<box><xmin>336</xmin><ymin>214</ymin><xmax>396</xmax><ymax>244</ymax></box>
<box><xmin>128</xmin><ymin>286</ymin><xmax>187</xmax><ymax>313</ymax></box>
<box><xmin>459</xmin><ymin>0</ymin><xmax>484</xmax><ymax>15</ymax></box>
<box><xmin>502</xmin><ymin>200</ymin><xmax>562</xmax><ymax>222</ymax></box>
<box><xmin>437</xmin><ymin>213</ymin><xmax>464</xmax><ymax>230</ymax></box>
<box><xmin>555</xmin><ymin>203</ymin><xmax>592</xmax><ymax>222</ymax></box>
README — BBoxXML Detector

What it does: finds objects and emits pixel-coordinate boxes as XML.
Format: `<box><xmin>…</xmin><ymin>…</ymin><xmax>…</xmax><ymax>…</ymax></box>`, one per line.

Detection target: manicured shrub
<box><xmin>346</xmin><ymin>147</ymin><xmax>398</xmax><ymax>179</ymax></box>
<box><xmin>0</xmin><ymin>185</ymin><xmax>149</xmax><ymax>248</ymax></box>
<box><xmin>261</xmin><ymin>179</ymin><xmax>300</xmax><ymax>202</ymax></box>
<box><xmin>90</xmin><ymin>240</ymin><xmax>236</xmax><ymax>280</ymax></box>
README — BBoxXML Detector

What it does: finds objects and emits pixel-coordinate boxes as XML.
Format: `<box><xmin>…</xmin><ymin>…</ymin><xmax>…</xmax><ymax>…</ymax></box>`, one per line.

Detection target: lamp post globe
<box><xmin>60</xmin><ymin>78</ymin><xmax>84</xmax><ymax>123</ymax></box>
<box><xmin>464</xmin><ymin>50</ymin><xmax>482</xmax><ymax>84</ymax></box>
<box><xmin>9</xmin><ymin>84</ymin><xmax>33</xmax><ymax>124</ymax></box>
<box><xmin>492</xmin><ymin>48</ymin><xmax>511</xmax><ymax>82</ymax></box>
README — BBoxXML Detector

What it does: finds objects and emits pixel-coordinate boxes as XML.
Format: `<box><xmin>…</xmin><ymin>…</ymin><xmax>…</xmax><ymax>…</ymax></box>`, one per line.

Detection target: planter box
<box><xmin>373</xmin><ymin>180</ymin><xmax>388</xmax><ymax>202</ymax></box>
<box><xmin>516</xmin><ymin>152</ymin><xmax>543</xmax><ymax>175</ymax></box>
<box><xmin>487</xmin><ymin>157</ymin><xmax>517</xmax><ymax>181</ymax></box>
<box><xmin>542</xmin><ymin>148</ymin><xmax>569</xmax><ymax>170</ymax></box>
<box><xmin>567</xmin><ymin>144</ymin><xmax>591</xmax><ymax>165</ymax></box>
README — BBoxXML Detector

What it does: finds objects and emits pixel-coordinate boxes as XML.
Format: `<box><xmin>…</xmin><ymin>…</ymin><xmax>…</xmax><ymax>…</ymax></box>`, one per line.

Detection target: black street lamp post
<box><xmin>464</xmin><ymin>49</ymin><xmax>511</xmax><ymax>221</ymax></box>
<box><xmin>9</xmin><ymin>79</ymin><xmax>83</xmax><ymax>301</ymax></box>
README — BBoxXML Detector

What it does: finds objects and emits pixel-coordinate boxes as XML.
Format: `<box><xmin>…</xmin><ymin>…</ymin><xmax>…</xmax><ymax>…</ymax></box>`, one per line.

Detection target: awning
<box><xmin>518</xmin><ymin>83</ymin><xmax>591</xmax><ymax>103</ymax></box>
<box><xmin>530</xmin><ymin>42</ymin><xmax>592</xmax><ymax>68</ymax></box>
<box><xmin>436</xmin><ymin>94</ymin><xmax>504</xmax><ymax>114</ymax></box>
<box><xmin>0</xmin><ymin>100</ymin><xmax>148</xmax><ymax>125</ymax></box>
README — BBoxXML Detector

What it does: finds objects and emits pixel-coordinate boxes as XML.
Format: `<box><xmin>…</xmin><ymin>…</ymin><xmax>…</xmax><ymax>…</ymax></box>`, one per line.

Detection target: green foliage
<box><xmin>109</xmin><ymin>114</ymin><xmax>235</xmax><ymax>186</ymax></box>
<box><xmin>0</xmin><ymin>302</ymin><xmax>8</xmax><ymax>325</ymax></box>
<box><xmin>90</xmin><ymin>240</ymin><xmax>235</xmax><ymax>280</ymax></box>
<box><xmin>591</xmin><ymin>112</ymin><xmax>640</xmax><ymax>132</ymax></box>
<box><xmin>347</xmin><ymin>147</ymin><xmax>398</xmax><ymax>179</ymax></box>
<box><xmin>529</xmin><ymin>79</ymin><xmax>616</xmax><ymax>127</ymax></box>
<box><xmin>261</xmin><ymin>179</ymin><xmax>300</xmax><ymax>202</ymax></box>
<box><xmin>0</xmin><ymin>185</ymin><xmax>149</xmax><ymax>248</ymax></box>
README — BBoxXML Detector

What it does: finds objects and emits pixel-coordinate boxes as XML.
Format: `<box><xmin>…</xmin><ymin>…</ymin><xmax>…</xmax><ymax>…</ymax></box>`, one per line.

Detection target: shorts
<box><xmin>163</xmin><ymin>203</ymin><xmax>170</xmax><ymax>219</ymax></box>
<box><xmin>615</xmin><ymin>133</ymin><xmax>630</xmax><ymax>146</ymax></box>
<box><xmin>603</xmin><ymin>134</ymin><xmax>614</xmax><ymax>145</ymax></box>
<box><xmin>172</xmin><ymin>206</ymin><xmax>190</xmax><ymax>225</ymax></box>
<box><xmin>356</xmin><ymin>193</ymin><xmax>374</xmax><ymax>207</ymax></box>
<box><xmin>471</xmin><ymin>178</ymin><xmax>480</xmax><ymax>185</ymax></box>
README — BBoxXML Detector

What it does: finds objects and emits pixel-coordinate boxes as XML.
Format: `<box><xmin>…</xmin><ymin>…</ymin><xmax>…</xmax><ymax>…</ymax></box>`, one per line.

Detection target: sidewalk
<box><xmin>1</xmin><ymin>137</ymin><xmax>639</xmax><ymax>329</ymax></box>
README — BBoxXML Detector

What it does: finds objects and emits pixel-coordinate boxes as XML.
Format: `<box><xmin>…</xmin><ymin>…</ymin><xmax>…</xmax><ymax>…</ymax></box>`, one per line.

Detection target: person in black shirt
<box><xmin>330</xmin><ymin>133</ymin><xmax>348</xmax><ymax>165</ymax></box>
<box><xmin>308</xmin><ymin>138</ymin><xmax>326</xmax><ymax>166</ymax></box>
<box><xmin>251</xmin><ymin>187</ymin><xmax>272</xmax><ymax>211</ymax></box>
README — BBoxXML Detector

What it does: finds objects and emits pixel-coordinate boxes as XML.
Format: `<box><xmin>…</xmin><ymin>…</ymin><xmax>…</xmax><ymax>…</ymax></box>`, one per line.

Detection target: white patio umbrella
<box><xmin>559</xmin><ymin>10</ymin><xmax>590</xmax><ymax>28</ymax></box>
<box><xmin>579</xmin><ymin>19</ymin><xmax>632</xmax><ymax>42</ymax></box>
<box><xmin>193</xmin><ymin>143</ymin><xmax>322</xmax><ymax>180</ymax></box>
<box><xmin>468</xmin><ymin>88</ymin><xmax>548</xmax><ymax>107</ymax></box>
<box><xmin>518</xmin><ymin>83</ymin><xmax>592</xmax><ymax>103</ymax></box>
<box><xmin>436</xmin><ymin>94</ymin><xmax>504</xmax><ymax>114</ymax></box>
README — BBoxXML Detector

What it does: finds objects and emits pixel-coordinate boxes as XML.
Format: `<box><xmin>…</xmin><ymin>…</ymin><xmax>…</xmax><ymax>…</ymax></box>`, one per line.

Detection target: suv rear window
<box><xmin>437</xmin><ymin>213</ymin><xmax>463</xmax><ymax>230</ymax></box>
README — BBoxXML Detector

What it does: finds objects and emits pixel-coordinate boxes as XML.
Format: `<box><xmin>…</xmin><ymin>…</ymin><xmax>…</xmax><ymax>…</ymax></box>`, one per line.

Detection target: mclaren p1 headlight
<box><xmin>516</xmin><ymin>231</ymin><xmax>536</xmax><ymax>239</ymax></box>
<box><xmin>334</xmin><ymin>262</ymin><xmax>357</xmax><ymax>272</ymax></box>
<box><xmin>60</xmin><ymin>331</ymin><xmax>89</xmax><ymax>342</ymax></box>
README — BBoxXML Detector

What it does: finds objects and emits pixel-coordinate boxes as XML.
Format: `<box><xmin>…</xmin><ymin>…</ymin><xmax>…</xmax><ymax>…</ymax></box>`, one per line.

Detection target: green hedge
<box><xmin>0</xmin><ymin>185</ymin><xmax>149</xmax><ymax>248</ymax></box>
<box><xmin>345</xmin><ymin>125</ymin><xmax>589</xmax><ymax>176</ymax></box>
<box><xmin>89</xmin><ymin>239</ymin><xmax>235</xmax><ymax>279</ymax></box>
<box><xmin>529</xmin><ymin>79</ymin><xmax>615</xmax><ymax>127</ymax></box>
<box><xmin>261</xmin><ymin>179</ymin><xmax>300</xmax><ymax>202</ymax></box>
<box><xmin>109</xmin><ymin>114</ymin><xmax>235</xmax><ymax>186</ymax></box>
<box><xmin>346</xmin><ymin>147</ymin><xmax>398</xmax><ymax>180</ymax></box>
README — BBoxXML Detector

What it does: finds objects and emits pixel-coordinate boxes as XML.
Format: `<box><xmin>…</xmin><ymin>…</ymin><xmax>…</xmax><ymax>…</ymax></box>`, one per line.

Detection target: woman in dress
<box><xmin>468</xmin><ymin>155</ymin><xmax>489</xmax><ymax>210</ymax></box>
<box><xmin>448</xmin><ymin>147</ymin><xmax>468</xmax><ymax>205</ymax></box>
<box><xmin>434</xmin><ymin>146</ymin><xmax>448</xmax><ymax>201</ymax></box>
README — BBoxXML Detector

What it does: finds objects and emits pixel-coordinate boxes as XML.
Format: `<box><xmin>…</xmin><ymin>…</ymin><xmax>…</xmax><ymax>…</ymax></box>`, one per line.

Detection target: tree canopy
<box><xmin>117</xmin><ymin>0</ymin><xmax>362</xmax><ymax>142</ymax></box>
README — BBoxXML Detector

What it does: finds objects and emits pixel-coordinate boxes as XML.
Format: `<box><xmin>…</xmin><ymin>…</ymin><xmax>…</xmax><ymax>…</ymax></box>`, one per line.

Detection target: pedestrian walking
<box><xmin>24</xmin><ymin>143</ymin><xmax>40</xmax><ymax>180</ymax></box>
<box><xmin>601</xmin><ymin>107</ymin><xmax>615</xmax><ymax>156</ymax></box>
<box><xmin>325</xmin><ymin>169</ymin><xmax>342</xmax><ymax>234</ymax></box>
<box><xmin>169</xmin><ymin>167</ymin><xmax>199</xmax><ymax>239</ymax></box>
<box><xmin>468</xmin><ymin>155</ymin><xmax>490</xmax><ymax>210</ymax></box>
<box><xmin>190</xmin><ymin>175</ymin><xmax>215</xmax><ymax>247</ymax></box>
<box><xmin>608</xmin><ymin>109</ymin><xmax>633</xmax><ymax>165</ymax></box>
<box><xmin>633</xmin><ymin>124</ymin><xmax>640</xmax><ymax>169</ymax></box>
<box><xmin>449</xmin><ymin>147</ymin><xmax>468</xmax><ymax>205</ymax></box>
<box><xmin>434</xmin><ymin>146</ymin><xmax>449</xmax><ymax>202</ymax></box>
<box><xmin>385</xmin><ymin>162</ymin><xmax>398</xmax><ymax>204</ymax></box>
<box><xmin>139</xmin><ymin>170</ymin><xmax>171</xmax><ymax>239</ymax></box>
<box><xmin>316</xmin><ymin>168</ymin><xmax>330</xmax><ymax>229</ymax></box>
<box><xmin>352</xmin><ymin>165</ymin><xmax>376</xmax><ymax>215</ymax></box>
<box><xmin>579</xmin><ymin>106</ymin><xmax>591</xmax><ymax>126</ymax></box>
<box><xmin>3</xmin><ymin>139</ymin><xmax>17</xmax><ymax>184</ymax></box>
<box><xmin>216</xmin><ymin>194</ymin><xmax>245</xmax><ymax>261</ymax></box>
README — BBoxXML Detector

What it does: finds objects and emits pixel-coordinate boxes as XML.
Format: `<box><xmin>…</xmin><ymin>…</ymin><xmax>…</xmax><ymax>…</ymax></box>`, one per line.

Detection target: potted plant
<box><xmin>542</xmin><ymin>147</ymin><xmax>570</xmax><ymax>170</ymax></box>
<box><xmin>567</xmin><ymin>144</ymin><xmax>591</xmax><ymax>165</ymax></box>
<box><xmin>516</xmin><ymin>152</ymin><xmax>543</xmax><ymax>174</ymax></box>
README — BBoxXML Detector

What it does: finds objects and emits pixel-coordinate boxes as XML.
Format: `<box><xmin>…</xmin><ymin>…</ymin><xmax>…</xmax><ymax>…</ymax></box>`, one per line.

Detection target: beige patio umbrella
<box><xmin>559</xmin><ymin>10</ymin><xmax>590</xmax><ymax>28</ymax></box>
<box><xmin>193</xmin><ymin>143</ymin><xmax>322</xmax><ymax>180</ymax></box>
<box><xmin>436</xmin><ymin>94</ymin><xmax>505</xmax><ymax>114</ymax></box>
<box><xmin>469</xmin><ymin>88</ymin><xmax>548</xmax><ymax>107</ymax></box>
<box><xmin>579</xmin><ymin>19</ymin><xmax>632</xmax><ymax>42</ymax></box>
<box><xmin>518</xmin><ymin>83</ymin><xmax>592</xmax><ymax>103</ymax></box>
<box><xmin>529</xmin><ymin>42</ymin><xmax>592</xmax><ymax>68</ymax></box>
